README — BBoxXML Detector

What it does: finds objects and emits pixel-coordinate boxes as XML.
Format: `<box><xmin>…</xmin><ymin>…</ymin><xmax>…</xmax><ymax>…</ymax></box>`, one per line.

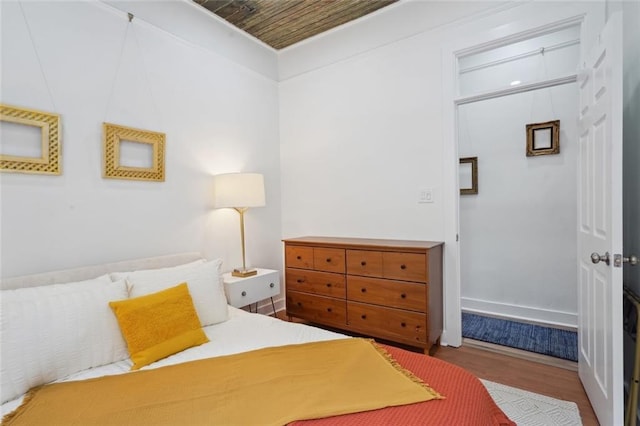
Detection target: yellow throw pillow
<box><xmin>109</xmin><ymin>282</ymin><xmax>209</xmax><ymax>370</ymax></box>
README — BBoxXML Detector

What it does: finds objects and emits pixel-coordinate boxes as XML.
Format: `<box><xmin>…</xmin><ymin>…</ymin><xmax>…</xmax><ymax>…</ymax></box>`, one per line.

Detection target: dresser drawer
<box><xmin>313</xmin><ymin>248</ymin><xmax>345</xmax><ymax>273</ymax></box>
<box><xmin>347</xmin><ymin>276</ymin><xmax>425</xmax><ymax>313</ymax></box>
<box><xmin>347</xmin><ymin>302</ymin><xmax>427</xmax><ymax>346</ymax></box>
<box><xmin>285</xmin><ymin>246</ymin><xmax>314</xmax><ymax>269</ymax></box>
<box><xmin>346</xmin><ymin>250</ymin><xmax>383</xmax><ymax>277</ymax></box>
<box><xmin>283</xmin><ymin>236</ymin><xmax>443</xmax><ymax>354</ymax></box>
<box><xmin>383</xmin><ymin>252</ymin><xmax>427</xmax><ymax>282</ymax></box>
<box><xmin>285</xmin><ymin>269</ymin><xmax>346</xmax><ymax>298</ymax></box>
<box><xmin>224</xmin><ymin>269</ymin><xmax>280</xmax><ymax>308</ymax></box>
<box><xmin>287</xmin><ymin>292</ymin><xmax>346</xmax><ymax>327</ymax></box>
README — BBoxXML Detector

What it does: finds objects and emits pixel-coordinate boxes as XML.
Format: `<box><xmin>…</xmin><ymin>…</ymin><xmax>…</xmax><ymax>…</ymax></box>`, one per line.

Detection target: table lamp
<box><xmin>212</xmin><ymin>172</ymin><xmax>265</xmax><ymax>277</ymax></box>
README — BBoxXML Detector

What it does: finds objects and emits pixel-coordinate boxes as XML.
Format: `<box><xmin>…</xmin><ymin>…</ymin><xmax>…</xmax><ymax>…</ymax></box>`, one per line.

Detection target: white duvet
<box><xmin>1</xmin><ymin>307</ymin><xmax>347</xmax><ymax>416</ymax></box>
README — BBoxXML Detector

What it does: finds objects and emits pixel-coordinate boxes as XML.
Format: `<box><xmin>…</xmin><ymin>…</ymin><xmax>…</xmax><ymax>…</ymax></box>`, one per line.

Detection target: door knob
<box><xmin>614</xmin><ymin>254</ymin><xmax>638</xmax><ymax>267</ymax></box>
<box><xmin>591</xmin><ymin>252</ymin><xmax>610</xmax><ymax>265</ymax></box>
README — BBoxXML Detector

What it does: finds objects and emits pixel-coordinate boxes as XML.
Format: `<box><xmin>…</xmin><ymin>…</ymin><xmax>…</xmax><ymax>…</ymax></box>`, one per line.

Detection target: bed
<box><xmin>0</xmin><ymin>253</ymin><xmax>514</xmax><ymax>425</ymax></box>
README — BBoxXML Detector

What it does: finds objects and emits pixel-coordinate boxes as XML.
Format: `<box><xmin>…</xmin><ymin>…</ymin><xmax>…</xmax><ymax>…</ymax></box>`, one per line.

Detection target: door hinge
<box><xmin>456</xmin><ymin>234</ymin><xmax>459</xmax><ymax>242</ymax></box>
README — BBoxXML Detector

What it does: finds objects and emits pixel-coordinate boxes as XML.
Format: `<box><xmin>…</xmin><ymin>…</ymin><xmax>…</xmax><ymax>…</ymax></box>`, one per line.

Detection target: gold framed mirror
<box><xmin>0</xmin><ymin>104</ymin><xmax>61</xmax><ymax>175</ymax></box>
<box><xmin>459</xmin><ymin>156</ymin><xmax>478</xmax><ymax>195</ymax></box>
<box><xmin>102</xmin><ymin>122</ymin><xmax>165</xmax><ymax>182</ymax></box>
<box><xmin>526</xmin><ymin>120</ymin><xmax>560</xmax><ymax>156</ymax></box>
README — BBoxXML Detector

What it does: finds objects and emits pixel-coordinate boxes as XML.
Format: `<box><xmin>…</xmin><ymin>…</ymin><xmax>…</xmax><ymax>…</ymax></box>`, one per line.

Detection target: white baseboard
<box><xmin>461</xmin><ymin>297</ymin><xmax>577</xmax><ymax>330</ymax></box>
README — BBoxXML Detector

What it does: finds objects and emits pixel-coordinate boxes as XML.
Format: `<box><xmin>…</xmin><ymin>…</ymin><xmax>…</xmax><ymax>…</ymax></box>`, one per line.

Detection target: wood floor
<box><xmin>432</xmin><ymin>341</ymin><xmax>598</xmax><ymax>426</ymax></box>
<box><xmin>274</xmin><ymin>312</ymin><xmax>598</xmax><ymax>425</ymax></box>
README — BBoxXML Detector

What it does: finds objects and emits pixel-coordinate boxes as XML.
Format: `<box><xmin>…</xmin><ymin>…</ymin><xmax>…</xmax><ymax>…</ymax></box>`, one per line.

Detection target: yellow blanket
<box><xmin>3</xmin><ymin>338</ymin><xmax>441</xmax><ymax>426</ymax></box>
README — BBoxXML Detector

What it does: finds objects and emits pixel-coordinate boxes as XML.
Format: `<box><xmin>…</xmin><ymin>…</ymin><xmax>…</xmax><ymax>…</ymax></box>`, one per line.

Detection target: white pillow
<box><xmin>109</xmin><ymin>259</ymin><xmax>205</xmax><ymax>283</ymax></box>
<box><xmin>0</xmin><ymin>276</ymin><xmax>129</xmax><ymax>404</ymax></box>
<box><xmin>124</xmin><ymin>259</ymin><xmax>228</xmax><ymax>326</ymax></box>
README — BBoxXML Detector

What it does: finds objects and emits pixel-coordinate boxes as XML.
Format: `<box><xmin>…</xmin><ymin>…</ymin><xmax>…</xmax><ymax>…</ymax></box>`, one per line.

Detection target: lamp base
<box><xmin>232</xmin><ymin>268</ymin><xmax>258</xmax><ymax>278</ymax></box>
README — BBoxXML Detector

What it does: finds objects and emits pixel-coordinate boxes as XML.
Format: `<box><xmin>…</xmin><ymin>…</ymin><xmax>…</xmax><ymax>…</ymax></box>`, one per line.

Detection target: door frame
<box><xmin>440</xmin><ymin>3</ymin><xmax>604</xmax><ymax>347</ymax></box>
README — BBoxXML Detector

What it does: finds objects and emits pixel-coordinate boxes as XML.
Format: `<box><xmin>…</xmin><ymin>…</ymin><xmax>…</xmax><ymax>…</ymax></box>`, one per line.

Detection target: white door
<box><xmin>577</xmin><ymin>12</ymin><xmax>623</xmax><ymax>426</ymax></box>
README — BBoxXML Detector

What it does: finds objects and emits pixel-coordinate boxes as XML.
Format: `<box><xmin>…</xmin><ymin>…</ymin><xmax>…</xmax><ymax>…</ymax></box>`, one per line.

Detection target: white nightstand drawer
<box><xmin>223</xmin><ymin>269</ymin><xmax>280</xmax><ymax>308</ymax></box>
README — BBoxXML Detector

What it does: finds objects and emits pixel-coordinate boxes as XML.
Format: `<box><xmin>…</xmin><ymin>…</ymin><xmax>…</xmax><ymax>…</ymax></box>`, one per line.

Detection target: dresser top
<box><xmin>282</xmin><ymin>236</ymin><xmax>443</xmax><ymax>250</ymax></box>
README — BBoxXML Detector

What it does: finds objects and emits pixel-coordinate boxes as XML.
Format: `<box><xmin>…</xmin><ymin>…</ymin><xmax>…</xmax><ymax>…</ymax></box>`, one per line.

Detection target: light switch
<box><xmin>418</xmin><ymin>189</ymin><xmax>433</xmax><ymax>203</ymax></box>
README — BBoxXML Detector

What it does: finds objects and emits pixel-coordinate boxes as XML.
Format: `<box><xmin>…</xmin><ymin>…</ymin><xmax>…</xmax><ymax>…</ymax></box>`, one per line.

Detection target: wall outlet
<box><xmin>418</xmin><ymin>189</ymin><xmax>433</xmax><ymax>203</ymax></box>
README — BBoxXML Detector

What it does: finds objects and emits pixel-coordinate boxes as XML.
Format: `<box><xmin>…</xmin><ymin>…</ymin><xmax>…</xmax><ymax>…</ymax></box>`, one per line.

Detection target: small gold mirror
<box><xmin>526</xmin><ymin>120</ymin><xmax>560</xmax><ymax>156</ymax></box>
<box><xmin>102</xmin><ymin>122</ymin><xmax>165</xmax><ymax>182</ymax></box>
<box><xmin>459</xmin><ymin>156</ymin><xmax>478</xmax><ymax>195</ymax></box>
<box><xmin>0</xmin><ymin>104</ymin><xmax>61</xmax><ymax>175</ymax></box>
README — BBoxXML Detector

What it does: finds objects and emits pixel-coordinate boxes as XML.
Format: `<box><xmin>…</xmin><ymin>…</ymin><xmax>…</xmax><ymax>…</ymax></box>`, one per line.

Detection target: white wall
<box><xmin>104</xmin><ymin>0</ymin><xmax>278</xmax><ymax>80</ymax></box>
<box><xmin>458</xmin><ymin>84</ymin><xmax>579</xmax><ymax>327</ymax></box>
<box><xmin>278</xmin><ymin>1</ymin><xmax>520</xmax><ymax>241</ymax></box>
<box><xmin>0</xmin><ymin>1</ymin><xmax>282</xmax><ymax>296</ymax></box>
<box><xmin>277</xmin><ymin>1</ymin><xmax>514</xmax><ymax>81</ymax></box>
<box><xmin>279</xmin><ymin>1</ymin><xmax>605</xmax><ymax>344</ymax></box>
<box><xmin>279</xmin><ymin>35</ymin><xmax>446</xmax><ymax>241</ymax></box>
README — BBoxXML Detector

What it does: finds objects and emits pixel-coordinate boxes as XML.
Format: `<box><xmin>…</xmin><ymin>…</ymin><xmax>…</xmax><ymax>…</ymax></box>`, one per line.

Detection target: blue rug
<box><xmin>462</xmin><ymin>312</ymin><xmax>578</xmax><ymax>362</ymax></box>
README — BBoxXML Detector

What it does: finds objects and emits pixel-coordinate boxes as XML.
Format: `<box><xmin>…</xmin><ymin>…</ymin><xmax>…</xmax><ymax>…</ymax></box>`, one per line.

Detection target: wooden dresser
<box><xmin>283</xmin><ymin>236</ymin><xmax>443</xmax><ymax>354</ymax></box>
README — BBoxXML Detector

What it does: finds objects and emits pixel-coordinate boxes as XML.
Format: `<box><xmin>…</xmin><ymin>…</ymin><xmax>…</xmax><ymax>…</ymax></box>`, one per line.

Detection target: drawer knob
<box><xmin>361</xmin><ymin>288</ymin><xmax>367</xmax><ymax>293</ymax></box>
<box><xmin>326</xmin><ymin>283</ymin><xmax>332</xmax><ymax>287</ymax></box>
<box><xmin>400</xmin><ymin>293</ymin><xmax>406</xmax><ymax>299</ymax></box>
<box><xmin>296</xmin><ymin>255</ymin><xmax>302</xmax><ymax>260</ymax></box>
<box><xmin>361</xmin><ymin>314</ymin><xmax>367</xmax><ymax>320</ymax></box>
<box><xmin>270</xmin><ymin>283</ymin><xmax>275</xmax><ymax>288</ymax></box>
<box><xmin>401</xmin><ymin>322</ymin><xmax>406</xmax><ymax>327</ymax></box>
<box><xmin>326</xmin><ymin>258</ymin><xmax>332</xmax><ymax>263</ymax></box>
<box><xmin>360</xmin><ymin>261</ymin><xmax>366</xmax><ymax>266</ymax></box>
<box><xmin>296</xmin><ymin>279</ymin><xmax>304</xmax><ymax>283</ymax></box>
<box><xmin>400</xmin><ymin>264</ymin><xmax>407</xmax><ymax>270</ymax></box>
<box><xmin>297</xmin><ymin>302</ymin><xmax>302</xmax><ymax>307</ymax></box>
<box><xmin>327</xmin><ymin>307</ymin><xmax>332</xmax><ymax>312</ymax></box>
<box><xmin>241</xmin><ymin>291</ymin><xmax>247</xmax><ymax>297</ymax></box>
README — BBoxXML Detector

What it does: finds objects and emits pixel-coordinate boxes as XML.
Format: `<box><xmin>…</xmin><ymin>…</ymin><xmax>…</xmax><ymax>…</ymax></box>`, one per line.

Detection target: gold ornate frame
<box><xmin>0</xmin><ymin>104</ymin><xmax>61</xmax><ymax>175</ymax></box>
<box><xmin>459</xmin><ymin>156</ymin><xmax>478</xmax><ymax>195</ymax></box>
<box><xmin>102</xmin><ymin>122</ymin><xmax>165</xmax><ymax>182</ymax></box>
<box><xmin>526</xmin><ymin>120</ymin><xmax>560</xmax><ymax>156</ymax></box>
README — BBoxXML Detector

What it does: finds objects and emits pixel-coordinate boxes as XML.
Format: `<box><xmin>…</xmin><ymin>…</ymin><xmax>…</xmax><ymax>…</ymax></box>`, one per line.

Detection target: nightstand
<box><xmin>223</xmin><ymin>268</ymin><xmax>280</xmax><ymax>315</ymax></box>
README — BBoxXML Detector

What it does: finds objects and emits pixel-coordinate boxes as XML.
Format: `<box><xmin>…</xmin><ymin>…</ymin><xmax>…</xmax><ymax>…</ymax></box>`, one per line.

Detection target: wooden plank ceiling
<box><xmin>194</xmin><ymin>0</ymin><xmax>398</xmax><ymax>50</ymax></box>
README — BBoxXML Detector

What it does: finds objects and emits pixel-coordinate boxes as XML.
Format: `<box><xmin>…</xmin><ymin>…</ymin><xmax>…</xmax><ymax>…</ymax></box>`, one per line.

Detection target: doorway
<box><xmin>441</xmin><ymin>7</ymin><xmax>624</xmax><ymax>424</ymax></box>
<box><xmin>452</xmin><ymin>21</ymin><xmax>583</xmax><ymax>357</ymax></box>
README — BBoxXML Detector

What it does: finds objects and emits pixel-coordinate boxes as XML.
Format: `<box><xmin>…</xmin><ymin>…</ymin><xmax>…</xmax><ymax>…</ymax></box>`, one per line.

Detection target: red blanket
<box><xmin>291</xmin><ymin>344</ymin><xmax>515</xmax><ymax>426</ymax></box>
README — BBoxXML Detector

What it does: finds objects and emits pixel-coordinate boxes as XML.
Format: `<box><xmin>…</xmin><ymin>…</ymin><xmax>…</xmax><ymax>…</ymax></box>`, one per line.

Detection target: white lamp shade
<box><xmin>212</xmin><ymin>173</ymin><xmax>266</xmax><ymax>208</ymax></box>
